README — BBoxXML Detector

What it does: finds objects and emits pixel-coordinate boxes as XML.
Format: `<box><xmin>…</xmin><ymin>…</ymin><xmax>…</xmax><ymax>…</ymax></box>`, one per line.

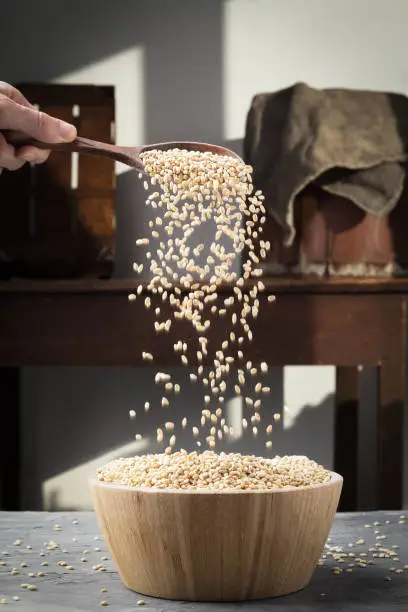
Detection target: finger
<box><xmin>0</xmin><ymin>81</ymin><xmax>31</xmax><ymax>107</ymax></box>
<box><xmin>16</xmin><ymin>145</ymin><xmax>50</xmax><ymax>164</ymax></box>
<box><xmin>0</xmin><ymin>96</ymin><xmax>77</xmax><ymax>143</ymax></box>
<box><xmin>0</xmin><ymin>133</ymin><xmax>25</xmax><ymax>171</ymax></box>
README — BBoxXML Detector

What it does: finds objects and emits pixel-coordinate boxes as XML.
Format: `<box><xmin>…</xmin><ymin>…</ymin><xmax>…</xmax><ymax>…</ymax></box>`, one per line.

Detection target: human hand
<box><xmin>0</xmin><ymin>81</ymin><xmax>77</xmax><ymax>175</ymax></box>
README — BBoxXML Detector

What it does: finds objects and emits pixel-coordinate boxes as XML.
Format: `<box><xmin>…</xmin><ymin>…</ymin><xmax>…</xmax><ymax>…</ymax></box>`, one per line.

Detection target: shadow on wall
<box><xmin>1</xmin><ymin>0</ymin><xmax>250</xmax><ymax>276</ymax></box>
<box><xmin>2</xmin><ymin>0</ymin><xmax>226</xmax><ymax>145</ymax></box>
<box><xmin>4</xmin><ymin>0</ymin><xmax>322</xmax><ymax>510</ymax></box>
<box><xmin>229</xmin><ymin>395</ymin><xmax>334</xmax><ymax>464</ymax></box>
<box><xmin>22</xmin><ymin>366</ymin><xmax>334</xmax><ymax>510</ymax></box>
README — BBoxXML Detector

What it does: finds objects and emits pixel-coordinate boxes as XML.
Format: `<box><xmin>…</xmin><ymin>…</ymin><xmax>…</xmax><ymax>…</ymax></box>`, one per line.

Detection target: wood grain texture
<box><xmin>1</xmin><ymin>276</ymin><xmax>408</xmax><ymax>293</ymax></box>
<box><xmin>0</xmin><ymin>279</ymin><xmax>404</xmax><ymax>513</ymax></box>
<box><xmin>335</xmin><ymin>367</ymin><xmax>359</xmax><ymax>512</ymax></box>
<box><xmin>77</xmin><ymin>104</ymin><xmax>115</xmax><ymax>258</ymax></box>
<box><xmin>0</xmin><ymin>83</ymin><xmax>115</xmax><ymax>279</ymax></box>
<box><xmin>0</xmin><ymin>290</ymin><xmax>402</xmax><ymax>367</ymax></box>
<box><xmin>250</xmin><ymin>184</ymin><xmax>408</xmax><ymax>276</ymax></box>
<box><xmin>376</xmin><ymin>299</ymin><xmax>406</xmax><ymax>510</ymax></box>
<box><xmin>33</xmin><ymin>104</ymin><xmax>73</xmax><ymax>236</ymax></box>
<box><xmin>14</xmin><ymin>83</ymin><xmax>115</xmax><ymax>106</ymax></box>
<box><xmin>1</xmin><ymin>510</ymin><xmax>408</xmax><ymax>611</ymax></box>
<box><xmin>377</xmin><ymin>362</ymin><xmax>405</xmax><ymax>510</ymax></box>
<box><xmin>91</xmin><ymin>475</ymin><xmax>342</xmax><ymax>601</ymax></box>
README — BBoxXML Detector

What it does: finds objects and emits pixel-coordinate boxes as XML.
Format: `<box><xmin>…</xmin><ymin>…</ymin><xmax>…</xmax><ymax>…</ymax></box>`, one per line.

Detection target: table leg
<box><xmin>0</xmin><ymin>368</ymin><xmax>20</xmax><ymax>510</ymax></box>
<box><xmin>334</xmin><ymin>366</ymin><xmax>359</xmax><ymax>511</ymax></box>
<box><xmin>377</xmin><ymin>359</ymin><xmax>404</xmax><ymax>510</ymax></box>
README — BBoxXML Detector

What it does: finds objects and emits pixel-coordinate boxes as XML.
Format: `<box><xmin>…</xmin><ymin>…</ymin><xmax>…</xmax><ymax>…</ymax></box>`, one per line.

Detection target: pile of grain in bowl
<box><xmin>96</xmin><ymin>451</ymin><xmax>331</xmax><ymax>490</ymax></box>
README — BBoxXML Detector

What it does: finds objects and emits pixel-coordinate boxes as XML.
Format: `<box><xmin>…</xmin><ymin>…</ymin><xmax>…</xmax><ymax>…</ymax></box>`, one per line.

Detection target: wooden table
<box><xmin>0</xmin><ymin>510</ymin><xmax>408</xmax><ymax>610</ymax></box>
<box><xmin>0</xmin><ymin>278</ymin><xmax>406</xmax><ymax>512</ymax></box>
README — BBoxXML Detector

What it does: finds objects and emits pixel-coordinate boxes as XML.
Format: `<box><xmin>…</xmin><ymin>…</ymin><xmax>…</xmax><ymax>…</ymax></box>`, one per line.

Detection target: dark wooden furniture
<box><xmin>0</xmin><ymin>83</ymin><xmax>116</xmax><ymax>279</ymax></box>
<box><xmin>249</xmin><ymin>187</ymin><xmax>408</xmax><ymax>277</ymax></box>
<box><xmin>0</xmin><ymin>510</ymin><xmax>407</xmax><ymax>610</ymax></box>
<box><xmin>0</xmin><ymin>278</ymin><xmax>405</xmax><ymax>512</ymax></box>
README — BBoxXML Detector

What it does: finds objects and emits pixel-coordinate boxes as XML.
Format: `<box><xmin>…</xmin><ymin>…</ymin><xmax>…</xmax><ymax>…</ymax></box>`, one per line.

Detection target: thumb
<box><xmin>1</xmin><ymin>97</ymin><xmax>77</xmax><ymax>142</ymax></box>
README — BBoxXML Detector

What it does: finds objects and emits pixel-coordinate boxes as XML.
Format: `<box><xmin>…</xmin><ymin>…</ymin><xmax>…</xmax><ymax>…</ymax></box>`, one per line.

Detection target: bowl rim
<box><xmin>89</xmin><ymin>470</ymin><xmax>343</xmax><ymax>495</ymax></box>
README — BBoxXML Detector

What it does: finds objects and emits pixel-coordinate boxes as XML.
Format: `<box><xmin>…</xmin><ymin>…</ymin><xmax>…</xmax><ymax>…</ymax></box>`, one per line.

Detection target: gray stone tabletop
<box><xmin>0</xmin><ymin>511</ymin><xmax>407</xmax><ymax>611</ymax></box>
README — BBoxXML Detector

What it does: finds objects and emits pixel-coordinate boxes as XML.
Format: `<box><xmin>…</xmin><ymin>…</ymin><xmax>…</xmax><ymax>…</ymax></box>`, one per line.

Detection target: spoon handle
<box><xmin>2</xmin><ymin>130</ymin><xmax>143</xmax><ymax>169</ymax></box>
<box><xmin>3</xmin><ymin>130</ymin><xmax>113</xmax><ymax>154</ymax></box>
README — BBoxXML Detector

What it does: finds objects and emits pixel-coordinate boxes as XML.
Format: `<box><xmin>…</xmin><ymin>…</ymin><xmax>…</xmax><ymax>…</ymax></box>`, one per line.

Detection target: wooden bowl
<box><xmin>90</xmin><ymin>471</ymin><xmax>342</xmax><ymax>601</ymax></box>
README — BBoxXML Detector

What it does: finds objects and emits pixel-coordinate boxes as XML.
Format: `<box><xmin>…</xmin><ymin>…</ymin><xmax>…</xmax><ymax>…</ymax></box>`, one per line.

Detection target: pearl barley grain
<box><xmin>97</xmin><ymin>452</ymin><xmax>330</xmax><ymax>490</ymax></box>
<box><xmin>129</xmin><ymin>147</ymin><xmax>279</xmax><ymax>450</ymax></box>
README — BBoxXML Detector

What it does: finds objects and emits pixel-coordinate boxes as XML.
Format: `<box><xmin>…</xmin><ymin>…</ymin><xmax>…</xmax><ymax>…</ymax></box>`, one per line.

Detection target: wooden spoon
<box><xmin>2</xmin><ymin>130</ymin><xmax>243</xmax><ymax>173</ymax></box>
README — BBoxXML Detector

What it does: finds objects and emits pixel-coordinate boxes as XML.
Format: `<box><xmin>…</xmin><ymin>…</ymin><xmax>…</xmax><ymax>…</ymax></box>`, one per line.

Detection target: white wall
<box><xmin>53</xmin><ymin>47</ymin><xmax>146</xmax><ymax>175</ymax></box>
<box><xmin>2</xmin><ymin>0</ymin><xmax>407</xmax><ymax>509</ymax></box>
<box><xmin>223</xmin><ymin>0</ymin><xmax>408</xmax><ymax>140</ymax></box>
